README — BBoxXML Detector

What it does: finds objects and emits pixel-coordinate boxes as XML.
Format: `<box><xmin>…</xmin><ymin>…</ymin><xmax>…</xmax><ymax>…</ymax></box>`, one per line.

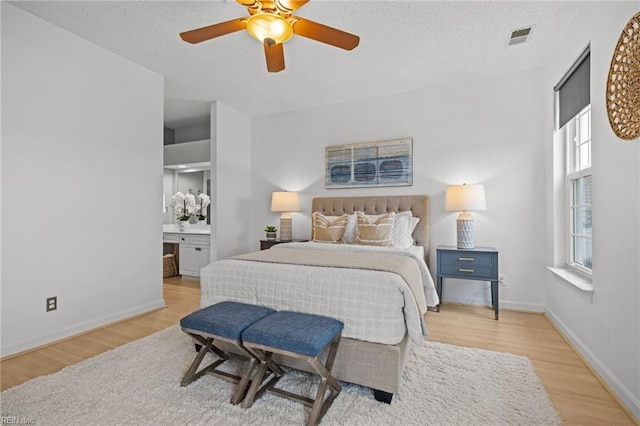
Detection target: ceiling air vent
<box><xmin>506</xmin><ymin>26</ymin><xmax>534</xmax><ymax>46</ymax></box>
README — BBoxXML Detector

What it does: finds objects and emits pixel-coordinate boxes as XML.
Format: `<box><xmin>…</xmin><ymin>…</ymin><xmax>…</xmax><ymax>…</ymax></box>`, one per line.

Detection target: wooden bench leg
<box><xmin>181</xmin><ymin>336</ymin><xmax>228</xmax><ymax>387</ymax></box>
<box><xmin>231</xmin><ymin>353</ymin><xmax>283</xmax><ymax>405</ymax></box>
<box><xmin>241</xmin><ymin>351</ymin><xmax>284</xmax><ymax>409</ymax></box>
<box><xmin>231</xmin><ymin>357</ymin><xmax>259</xmax><ymax>405</ymax></box>
<box><xmin>307</xmin><ymin>337</ymin><xmax>342</xmax><ymax>426</ymax></box>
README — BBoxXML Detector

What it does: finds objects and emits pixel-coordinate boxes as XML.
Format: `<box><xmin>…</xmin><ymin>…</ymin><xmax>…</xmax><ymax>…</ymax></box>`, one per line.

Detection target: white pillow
<box><xmin>410</xmin><ymin>216</ymin><xmax>420</xmax><ymax>233</ymax></box>
<box><xmin>392</xmin><ymin>215</ymin><xmax>414</xmax><ymax>248</ymax></box>
<box><xmin>396</xmin><ymin>211</ymin><xmax>420</xmax><ymax>241</ymax></box>
<box><xmin>342</xmin><ymin>213</ymin><xmax>358</xmax><ymax>244</ymax></box>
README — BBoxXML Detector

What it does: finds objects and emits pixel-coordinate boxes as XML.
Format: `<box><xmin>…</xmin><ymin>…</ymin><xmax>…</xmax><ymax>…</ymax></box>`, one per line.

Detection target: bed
<box><xmin>199</xmin><ymin>195</ymin><xmax>438</xmax><ymax>402</ymax></box>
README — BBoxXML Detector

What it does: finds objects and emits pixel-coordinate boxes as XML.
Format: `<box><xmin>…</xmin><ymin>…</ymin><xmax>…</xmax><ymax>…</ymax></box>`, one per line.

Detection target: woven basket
<box><xmin>163</xmin><ymin>254</ymin><xmax>177</xmax><ymax>278</ymax></box>
<box><xmin>606</xmin><ymin>11</ymin><xmax>640</xmax><ymax>140</ymax></box>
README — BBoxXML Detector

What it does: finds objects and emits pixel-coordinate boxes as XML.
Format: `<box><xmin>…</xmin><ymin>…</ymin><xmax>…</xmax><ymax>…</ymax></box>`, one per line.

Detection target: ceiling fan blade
<box><xmin>292</xmin><ymin>17</ymin><xmax>359</xmax><ymax>50</ymax></box>
<box><xmin>180</xmin><ymin>18</ymin><xmax>247</xmax><ymax>44</ymax></box>
<box><xmin>264</xmin><ymin>41</ymin><xmax>285</xmax><ymax>73</ymax></box>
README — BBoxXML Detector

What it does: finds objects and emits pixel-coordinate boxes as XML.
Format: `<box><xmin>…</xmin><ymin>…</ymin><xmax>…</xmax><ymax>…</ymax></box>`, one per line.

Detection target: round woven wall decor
<box><xmin>606</xmin><ymin>11</ymin><xmax>640</xmax><ymax>140</ymax></box>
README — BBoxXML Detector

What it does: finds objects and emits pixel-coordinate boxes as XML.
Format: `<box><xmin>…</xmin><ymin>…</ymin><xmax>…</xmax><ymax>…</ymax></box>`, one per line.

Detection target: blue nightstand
<box><xmin>436</xmin><ymin>245</ymin><xmax>499</xmax><ymax>320</ymax></box>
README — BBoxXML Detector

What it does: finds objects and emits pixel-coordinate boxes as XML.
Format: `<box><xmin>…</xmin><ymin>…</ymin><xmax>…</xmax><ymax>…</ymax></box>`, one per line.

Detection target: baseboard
<box><xmin>545</xmin><ymin>307</ymin><xmax>640</xmax><ymax>422</ymax></box>
<box><xmin>443</xmin><ymin>295</ymin><xmax>545</xmax><ymax>313</ymax></box>
<box><xmin>499</xmin><ymin>300</ymin><xmax>545</xmax><ymax>313</ymax></box>
<box><xmin>1</xmin><ymin>299</ymin><xmax>167</xmax><ymax>358</ymax></box>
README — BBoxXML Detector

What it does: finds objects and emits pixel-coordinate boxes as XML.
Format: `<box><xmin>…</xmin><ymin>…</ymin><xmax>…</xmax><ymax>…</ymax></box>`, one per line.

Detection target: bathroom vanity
<box><xmin>163</xmin><ymin>224</ymin><xmax>210</xmax><ymax>279</ymax></box>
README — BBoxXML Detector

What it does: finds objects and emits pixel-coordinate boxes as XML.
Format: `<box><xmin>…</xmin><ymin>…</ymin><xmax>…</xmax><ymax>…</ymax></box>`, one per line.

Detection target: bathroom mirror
<box><xmin>163</xmin><ymin>162</ymin><xmax>211</xmax><ymax>225</ymax></box>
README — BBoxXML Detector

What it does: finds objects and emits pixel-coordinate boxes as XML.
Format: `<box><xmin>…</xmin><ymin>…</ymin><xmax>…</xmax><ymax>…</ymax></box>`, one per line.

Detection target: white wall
<box><xmin>1</xmin><ymin>4</ymin><xmax>165</xmax><ymax>356</ymax></box>
<box><xmin>543</xmin><ymin>2</ymin><xmax>640</xmax><ymax>418</ymax></box>
<box><xmin>251</xmin><ymin>68</ymin><xmax>547</xmax><ymax>311</ymax></box>
<box><xmin>163</xmin><ymin>139</ymin><xmax>210</xmax><ymax>167</ymax></box>
<box><xmin>163</xmin><ymin>168</ymin><xmax>175</xmax><ymax>224</ymax></box>
<box><xmin>175</xmin><ymin>124</ymin><xmax>210</xmax><ymax>144</ymax></box>
<box><xmin>211</xmin><ymin>102</ymin><xmax>252</xmax><ymax>260</ymax></box>
<box><xmin>0</xmin><ymin>3</ymin><xmax>4</xmax><ymax>335</ymax></box>
<box><xmin>177</xmin><ymin>171</ymin><xmax>204</xmax><ymax>197</ymax></box>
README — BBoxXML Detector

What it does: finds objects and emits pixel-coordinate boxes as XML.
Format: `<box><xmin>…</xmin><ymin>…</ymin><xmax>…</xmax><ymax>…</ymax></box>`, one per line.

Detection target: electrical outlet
<box><xmin>498</xmin><ymin>274</ymin><xmax>507</xmax><ymax>286</ymax></box>
<box><xmin>46</xmin><ymin>296</ymin><xmax>57</xmax><ymax>312</ymax></box>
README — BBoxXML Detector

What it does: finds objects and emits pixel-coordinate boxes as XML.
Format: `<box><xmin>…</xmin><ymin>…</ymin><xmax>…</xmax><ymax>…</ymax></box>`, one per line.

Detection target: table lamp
<box><xmin>271</xmin><ymin>191</ymin><xmax>300</xmax><ymax>242</ymax></box>
<box><xmin>445</xmin><ymin>184</ymin><xmax>487</xmax><ymax>249</ymax></box>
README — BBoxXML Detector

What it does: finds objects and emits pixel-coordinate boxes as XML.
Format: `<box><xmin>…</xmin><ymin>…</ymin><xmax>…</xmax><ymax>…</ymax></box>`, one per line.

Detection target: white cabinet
<box><xmin>177</xmin><ymin>234</ymin><xmax>211</xmax><ymax>278</ymax></box>
<box><xmin>163</xmin><ymin>233</ymin><xmax>180</xmax><ymax>243</ymax></box>
<box><xmin>179</xmin><ymin>245</ymin><xmax>210</xmax><ymax>277</ymax></box>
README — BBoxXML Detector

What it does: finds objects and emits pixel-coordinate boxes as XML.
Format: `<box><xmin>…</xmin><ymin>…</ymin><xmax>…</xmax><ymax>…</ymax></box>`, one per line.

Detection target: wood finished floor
<box><xmin>427</xmin><ymin>304</ymin><xmax>636</xmax><ymax>425</ymax></box>
<box><xmin>1</xmin><ymin>278</ymin><xmax>636</xmax><ymax>425</ymax></box>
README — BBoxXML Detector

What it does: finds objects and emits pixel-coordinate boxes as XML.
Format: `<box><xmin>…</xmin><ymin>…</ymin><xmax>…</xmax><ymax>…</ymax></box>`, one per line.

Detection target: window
<box><xmin>554</xmin><ymin>47</ymin><xmax>592</xmax><ymax>275</ymax></box>
<box><xmin>566</xmin><ymin>106</ymin><xmax>592</xmax><ymax>271</ymax></box>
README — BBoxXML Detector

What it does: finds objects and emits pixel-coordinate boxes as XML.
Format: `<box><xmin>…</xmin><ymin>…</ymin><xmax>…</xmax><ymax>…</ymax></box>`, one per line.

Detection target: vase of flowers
<box><xmin>170</xmin><ymin>191</ymin><xmax>196</xmax><ymax>231</ymax></box>
<box><xmin>196</xmin><ymin>193</ymin><xmax>211</xmax><ymax>225</ymax></box>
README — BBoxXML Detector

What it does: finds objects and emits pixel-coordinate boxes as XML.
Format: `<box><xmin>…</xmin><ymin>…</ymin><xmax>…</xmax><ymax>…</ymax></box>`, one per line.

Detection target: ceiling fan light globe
<box><xmin>246</xmin><ymin>13</ymin><xmax>293</xmax><ymax>44</ymax></box>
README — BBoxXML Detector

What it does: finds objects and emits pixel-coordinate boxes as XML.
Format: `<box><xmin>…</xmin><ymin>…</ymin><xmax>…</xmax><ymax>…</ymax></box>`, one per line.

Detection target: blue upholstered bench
<box><xmin>180</xmin><ymin>301</ymin><xmax>284</xmax><ymax>404</ymax></box>
<box><xmin>240</xmin><ymin>311</ymin><xmax>344</xmax><ymax>426</ymax></box>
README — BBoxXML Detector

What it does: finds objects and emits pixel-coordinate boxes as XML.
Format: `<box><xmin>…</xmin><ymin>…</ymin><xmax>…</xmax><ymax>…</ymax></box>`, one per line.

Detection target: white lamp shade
<box><xmin>271</xmin><ymin>191</ymin><xmax>300</xmax><ymax>212</ymax></box>
<box><xmin>445</xmin><ymin>184</ymin><xmax>487</xmax><ymax>212</ymax></box>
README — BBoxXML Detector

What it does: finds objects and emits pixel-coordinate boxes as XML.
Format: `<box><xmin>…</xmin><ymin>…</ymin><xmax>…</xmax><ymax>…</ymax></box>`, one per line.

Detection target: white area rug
<box><xmin>1</xmin><ymin>325</ymin><xmax>561</xmax><ymax>425</ymax></box>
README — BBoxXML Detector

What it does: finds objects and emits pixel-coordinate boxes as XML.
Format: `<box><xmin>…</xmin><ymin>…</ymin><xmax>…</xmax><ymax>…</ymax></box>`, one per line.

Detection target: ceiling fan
<box><xmin>180</xmin><ymin>0</ymin><xmax>360</xmax><ymax>73</ymax></box>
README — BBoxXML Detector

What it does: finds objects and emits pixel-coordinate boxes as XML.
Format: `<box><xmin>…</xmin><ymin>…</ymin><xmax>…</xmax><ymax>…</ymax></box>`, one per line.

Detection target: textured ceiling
<box><xmin>9</xmin><ymin>1</ymin><xmax>581</xmax><ymax>127</ymax></box>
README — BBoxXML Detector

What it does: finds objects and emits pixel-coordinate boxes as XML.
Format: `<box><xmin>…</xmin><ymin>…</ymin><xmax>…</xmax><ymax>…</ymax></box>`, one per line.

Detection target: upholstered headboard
<box><xmin>311</xmin><ymin>195</ymin><xmax>431</xmax><ymax>257</ymax></box>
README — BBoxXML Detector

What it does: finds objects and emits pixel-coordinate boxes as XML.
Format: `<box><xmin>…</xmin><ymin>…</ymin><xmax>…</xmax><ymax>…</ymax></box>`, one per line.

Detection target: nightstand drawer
<box><xmin>438</xmin><ymin>263</ymin><xmax>495</xmax><ymax>279</ymax></box>
<box><xmin>439</xmin><ymin>251</ymin><xmax>494</xmax><ymax>266</ymax></box>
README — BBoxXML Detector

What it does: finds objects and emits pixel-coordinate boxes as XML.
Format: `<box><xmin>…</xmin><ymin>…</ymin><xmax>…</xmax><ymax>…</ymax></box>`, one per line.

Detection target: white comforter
<box><xmin>199</xmin><ymin>242</ymin><xmax>439</xmax><ymax>346</ymax></box>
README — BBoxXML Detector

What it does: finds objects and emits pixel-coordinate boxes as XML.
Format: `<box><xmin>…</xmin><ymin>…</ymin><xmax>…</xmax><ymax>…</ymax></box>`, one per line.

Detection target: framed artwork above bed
<box><xmin>325</xmin><ymin>138</ymin><xmax>413</xmax><ymax>188</ymax></box>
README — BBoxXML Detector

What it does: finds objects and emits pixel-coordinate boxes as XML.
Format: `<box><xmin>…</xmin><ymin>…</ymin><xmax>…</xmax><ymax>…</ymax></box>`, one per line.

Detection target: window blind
<box><xmin>555</xmin><ymin>48</ymin><xmax>590</xmax><ymax>129</ymax></box>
